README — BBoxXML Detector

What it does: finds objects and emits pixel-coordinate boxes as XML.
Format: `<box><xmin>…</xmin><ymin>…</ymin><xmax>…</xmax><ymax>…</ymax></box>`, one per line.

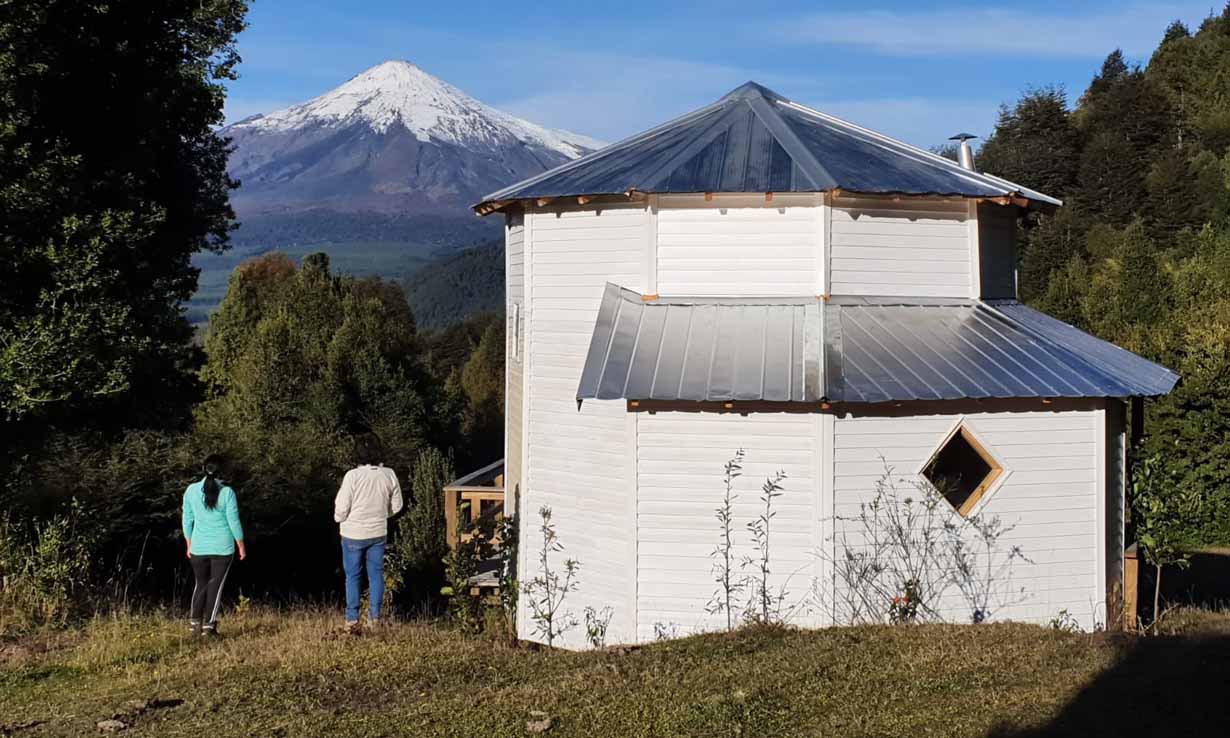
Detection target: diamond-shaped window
<box><xmin>922</xmin><ymin>425</ymin><xmax>1004</xmax><ymax>517</ymax></box>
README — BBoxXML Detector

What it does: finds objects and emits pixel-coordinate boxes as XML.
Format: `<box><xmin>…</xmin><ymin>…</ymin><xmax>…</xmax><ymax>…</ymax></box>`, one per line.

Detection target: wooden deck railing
<box><xmin>444</xmin><ymin>476</ymin><xmax>505</xmax><ymax>548</ymax></box>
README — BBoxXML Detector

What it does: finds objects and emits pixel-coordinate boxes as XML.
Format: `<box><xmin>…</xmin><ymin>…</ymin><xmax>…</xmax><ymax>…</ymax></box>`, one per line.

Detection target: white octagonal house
<box><xmin>472</xmin><ymin>82</ymin><xmax>1178</xmax><ymax>648</ymax></box>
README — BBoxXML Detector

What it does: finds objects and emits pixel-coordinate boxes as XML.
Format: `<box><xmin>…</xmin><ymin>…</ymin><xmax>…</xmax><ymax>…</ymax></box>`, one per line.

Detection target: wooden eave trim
<box><xmin>952</xmin><ymin>426</ymin><xmax>1005</xmax><ymax>517</ymax></box>
<box><xmin>627</xmin><ymin>400</ymin><xmax>827</xmax><ymax>414</ymax></box>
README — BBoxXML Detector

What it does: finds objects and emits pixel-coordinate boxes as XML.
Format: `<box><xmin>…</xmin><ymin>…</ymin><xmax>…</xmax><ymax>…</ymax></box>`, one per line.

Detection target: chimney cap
<box><xmin>948</xmin><ymin>132</ymin><xmax>979</xmax><ymax>142</ymax></box>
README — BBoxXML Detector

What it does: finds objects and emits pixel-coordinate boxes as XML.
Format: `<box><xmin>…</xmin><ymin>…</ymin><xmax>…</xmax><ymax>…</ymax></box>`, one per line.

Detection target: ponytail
<box><xmin>202</xmin><ymin>454</ymin><xmax>224</xmax><ymax>510</ymax></box>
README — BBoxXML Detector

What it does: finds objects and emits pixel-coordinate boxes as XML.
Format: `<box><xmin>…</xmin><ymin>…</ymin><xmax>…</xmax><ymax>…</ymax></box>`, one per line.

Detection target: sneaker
<box><xmin>201</xmin><ymin>624</ymin><xmax>218</xmax><ymax>638</ymax></box>
<box><xmin>344</xmin><ymin>621</ymin><xmax>361</xmax><ymax>635</ymax></box>
<box><xmin>189</xmin><ymin>620</ymin><xmax>202</xmax><ymax>636</ymax></box>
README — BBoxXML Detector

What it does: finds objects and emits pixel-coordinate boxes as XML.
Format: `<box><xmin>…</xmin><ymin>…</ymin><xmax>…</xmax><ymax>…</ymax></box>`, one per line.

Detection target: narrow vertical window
<box><xmin>511</xmin><ymin>302</ymin><xmax>521</xmax><ymax>361</ymax></box>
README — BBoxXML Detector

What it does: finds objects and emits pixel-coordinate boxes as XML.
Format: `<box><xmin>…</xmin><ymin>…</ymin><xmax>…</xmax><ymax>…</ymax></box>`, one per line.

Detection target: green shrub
<box><xmin>386</xmin><ymin>447</ymin><xmax>454</xmax><ymax>611</ymax></box>
<box><xmin>0</xmin><ymin>500</ymin><xmax>96</xmax><ymax>635</ymax></box>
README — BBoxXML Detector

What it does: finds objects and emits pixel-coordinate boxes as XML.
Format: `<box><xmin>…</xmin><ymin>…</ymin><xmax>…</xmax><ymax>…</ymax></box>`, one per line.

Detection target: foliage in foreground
<box><xmin>2</xmin><ymin>254</ymin><xmax>494</xmax><ymax>609</ymax></box>
<box><xmin>0</xmin><ymin>0</ymin><xmax>247</xmax><ymax>430</ymax></box>
<box><xmin>2</xmin><ymin>608</ymin><xmax>1229</xmax><ymax>737</ymax></box>
<box><xmin>0</xmin><ymin>502</ymin><xmax>94</xmax><ymax>636</ymax></box>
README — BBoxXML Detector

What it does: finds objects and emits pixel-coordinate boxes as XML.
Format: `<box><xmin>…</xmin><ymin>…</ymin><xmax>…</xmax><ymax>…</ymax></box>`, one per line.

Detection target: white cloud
<box><xmin>491</xmin><ymin>52</ymin><xmax>826</xmax><ymax>143</ymax></box>
<box><xmin>777</xmin><ymin>3</ymin><xmax>1212</xmax><ymax>58</ymax></box>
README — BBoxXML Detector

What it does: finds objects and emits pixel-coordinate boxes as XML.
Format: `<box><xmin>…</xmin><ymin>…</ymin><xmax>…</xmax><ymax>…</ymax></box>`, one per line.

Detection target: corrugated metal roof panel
<box><xmin>478</xmin><ymin>82</ymin><xmax>1061</xmax><ymax>213</ymax></box>
<box><xmin>577</xmin><ymin>287</ymin><xmax>1178</xmax><ymax>404</ymax></box>
<box><xmin>986</xmin><ymin>300</ymin><xmax>1179</xmax><ymax>397</ymax></box>
<box><xmin>576</xmin><ymin>285</ymin><xmax>822</xmax><ymax>403</ymax></box>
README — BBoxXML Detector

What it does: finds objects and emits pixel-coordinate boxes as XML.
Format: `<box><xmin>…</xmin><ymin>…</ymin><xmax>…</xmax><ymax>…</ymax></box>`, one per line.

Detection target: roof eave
<box><xmin>475</xmin><ymin>187</ymin><xmax>1062</xmax><ymax>217</ymax></box>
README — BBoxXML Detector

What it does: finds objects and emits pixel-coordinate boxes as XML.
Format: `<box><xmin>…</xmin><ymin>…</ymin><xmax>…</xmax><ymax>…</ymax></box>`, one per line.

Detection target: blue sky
<box><xmin>224</xmin><ymin>0</ymin><xmax>1220</xmax><ymax>149</ymax></box>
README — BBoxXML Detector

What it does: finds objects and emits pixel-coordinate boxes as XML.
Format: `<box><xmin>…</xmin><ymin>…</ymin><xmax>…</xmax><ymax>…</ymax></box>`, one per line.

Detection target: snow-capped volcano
<box><xmin>240</xmin><ymin>60</ymin><xmax>601</xmax><ymax>157</ymax></box>
<box><xmin>223</xmin><ymin>60</ymin><xmax>602</xmax><ymax>217</ymax></box>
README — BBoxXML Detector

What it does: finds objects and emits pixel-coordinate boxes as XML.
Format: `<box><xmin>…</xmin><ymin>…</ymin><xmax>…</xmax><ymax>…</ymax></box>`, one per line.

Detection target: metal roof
<box><xmin>477</xmin><ymin>82</ymin><xmax>1061</xmax><ymax>214</ymax></box>
<box><xmin>576</xmin><ymin>286</ymin><xmax>1178</xmax><ymax>405</ymax></box>
<box><xmin>444</xmin><ymin>459</ymin><xmax>504</xmax><ymax>491</ymax></box>
<box><xmin>578</xmin><ymin>284</ymin><xmax>822</xmax><ymax>402</ymax></box>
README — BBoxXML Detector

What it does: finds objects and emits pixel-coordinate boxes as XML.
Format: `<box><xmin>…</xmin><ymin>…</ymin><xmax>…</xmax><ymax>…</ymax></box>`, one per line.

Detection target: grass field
<box><xmin>3</xmin><ymin>609</ymin><xmax>1229</xmax><ymax>737</ymax></box>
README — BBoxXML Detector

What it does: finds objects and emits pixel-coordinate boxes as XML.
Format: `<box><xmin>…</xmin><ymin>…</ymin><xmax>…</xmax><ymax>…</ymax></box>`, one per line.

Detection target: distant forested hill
<box><xmin>404</xmin><ymin>240</ymin><xmax>504</xmax><ymax>331</ymax></box>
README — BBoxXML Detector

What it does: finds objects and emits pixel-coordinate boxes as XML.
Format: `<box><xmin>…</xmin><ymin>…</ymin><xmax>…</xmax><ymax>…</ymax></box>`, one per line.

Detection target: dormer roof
<box><xmin>576</xmin><ymin>285</ymin><xmax>1177</xmax><ymax>405</ymax></box>
<box><xmin>475</xmin><ymin>82</ymin><xmax>1061</xmax><ymax>215</ymax></box>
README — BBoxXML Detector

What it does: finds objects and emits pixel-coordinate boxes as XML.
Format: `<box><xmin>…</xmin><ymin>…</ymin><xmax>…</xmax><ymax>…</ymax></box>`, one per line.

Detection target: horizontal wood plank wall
<box><xmin>636</xmin><ymin>412</ymin><xmax>818</xmax><ymax>640</ymax></box>
<box><xmin>655</xmin><ymin>194</ymin><xmax>819</xmax><ymax>296</ymax></box>
<box><xmin>831</xmin><ymin>404</ymin><xmax>1103</xmax><ymax>628</ymax></box>
<box><xmin>524</xmin><ymin>204</ymin><xmax>645</xmax><ymax>648</ymax></box>
<box><xmin>505</xmin><ymin>213</ymin><xmax>525</xmax><ymax>516</ymax></box>
<box><xmin>829</xmin><ymin>198</ymin><xmax>971</xmax><ymax>297</ymax></box>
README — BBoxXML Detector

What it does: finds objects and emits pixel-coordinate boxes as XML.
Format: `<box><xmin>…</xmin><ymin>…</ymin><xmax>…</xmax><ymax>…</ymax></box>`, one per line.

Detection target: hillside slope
<box><xmin>404</xmin><ymin>239</ymin><xmax>504</xmax><ymax>331</ymax></box>
<box><xmin>3</xmin><ymin>609</ymin><xmax>1228</xmax><ymax>736</ymax></box>
<box><xmin>192</xmin><ymin>61</ymin><xmax>600</xmax><ymax>325</ymax></box>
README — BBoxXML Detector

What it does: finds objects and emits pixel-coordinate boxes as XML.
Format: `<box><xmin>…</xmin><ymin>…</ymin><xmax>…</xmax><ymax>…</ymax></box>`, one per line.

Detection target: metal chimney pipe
<box><xmin>948</xmin><ymin>133</ymin><xmax>978</xmax><ymax>171</ymax></box>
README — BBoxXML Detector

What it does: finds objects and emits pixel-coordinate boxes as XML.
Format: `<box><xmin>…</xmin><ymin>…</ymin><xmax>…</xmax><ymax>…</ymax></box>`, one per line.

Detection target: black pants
<box><xmin>189</xmin><ymin>554</ymin><xmax>234</xmax><ymax>628</ymax></box>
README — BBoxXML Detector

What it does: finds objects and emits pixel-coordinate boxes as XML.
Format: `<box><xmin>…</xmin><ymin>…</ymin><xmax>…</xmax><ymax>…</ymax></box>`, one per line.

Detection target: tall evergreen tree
<box><xmin>1083</xmin><ymin>49</ymin><xmax>1130</xmax><ymax>103</ymax></box>
<box><xmin>1018</xmin><ymin>206</ymin><xmax>1088</xmax><ymax>302</ymax></box>
<box><xmin>387</xmin><ymin>446</ymin><xmax>455</xmax><ymax>609</ymax></box>
<box><xmin>0</xmin><ymin>0</ymin><xmax>247</xmax><ymax>432</ymax></box>
<box><xmin>1162</xmin><ymin>19</ymin><xmax>1192</xmax><ymax>45</ymax></box>
<box><xmin>977</xmin><ymin>87</ymin><xmax>1080</xmax><ymax>199</ymax></box>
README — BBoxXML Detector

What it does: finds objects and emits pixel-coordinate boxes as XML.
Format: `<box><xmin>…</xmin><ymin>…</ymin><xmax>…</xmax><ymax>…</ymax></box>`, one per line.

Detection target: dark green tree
<box><xmin>1083</xmin><ymin>49</ymin><xmax>1129</xmax><ymax>103</ymax></box>
<box><xmin>0</xmin><ymin>0</ymin><xmax>247</xmax><ymax>430</ymax></box>
<box><xmin>1162</xmin><ymin>19</ymin><xmax>1192</xmax><ymax>45</ymax></box>
<box><xmin>1018</xmin><ymin>207</ymin><xmax>1088</xmax><ymax>302</ymax></box>
<box><xmin>458</xmin><ymin>320</ymin><xmax>506</xmax><ymax>466</ymax></box>
<box><xmin>386</xmin><ymin>446</ymin><xmax>455</xmax><ymax>610</ymax></box>
<box><xmin>977</xmin><ymin>87</ymin><xmax>1080</xmax><ymax>199</ymax></box>
<box><xmin>194</xmin><ymin>253</ymin><xmax>437</xmax><ymax>591</ymax></box>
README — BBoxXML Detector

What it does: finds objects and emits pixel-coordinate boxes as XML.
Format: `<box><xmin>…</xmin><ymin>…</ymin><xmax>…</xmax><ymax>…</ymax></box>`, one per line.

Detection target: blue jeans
<box><xmin>341</xmin><ymin>536</ymin><xmax>386</xmax><ymax>623</ymax></box>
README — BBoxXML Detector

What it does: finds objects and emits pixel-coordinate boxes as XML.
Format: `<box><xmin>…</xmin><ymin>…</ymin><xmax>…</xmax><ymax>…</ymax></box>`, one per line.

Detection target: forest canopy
<box><xmin>977</xmin><ymin>10</ymin><xmax>1230</xmax><ymax>546</ymax></box>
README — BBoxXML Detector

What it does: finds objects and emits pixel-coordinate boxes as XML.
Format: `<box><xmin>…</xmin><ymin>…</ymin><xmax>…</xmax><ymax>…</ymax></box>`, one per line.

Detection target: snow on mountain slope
<box><xmin>223</xmin><ymin>61</ymin><xmax>604</xmax><ymax>218</ymax></box>
<box><xmin>238</xmin><ymin>60</ymin><xmax>602</xmax><ymax>158</ymax></box>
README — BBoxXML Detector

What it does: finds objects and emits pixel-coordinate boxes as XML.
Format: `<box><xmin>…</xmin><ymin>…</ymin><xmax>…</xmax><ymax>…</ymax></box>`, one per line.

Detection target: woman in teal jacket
<box><xmin>182</xmin><ymin>455</ymin><xmax>246</xmax><ymax>636</ymax></box>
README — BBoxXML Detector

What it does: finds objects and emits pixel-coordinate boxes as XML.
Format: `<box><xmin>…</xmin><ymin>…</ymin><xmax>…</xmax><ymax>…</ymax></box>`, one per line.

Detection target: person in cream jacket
<box><xmin>334</xmin><ymin>435</ymin><xmax>404</xmax><ymax>629</ymax></box>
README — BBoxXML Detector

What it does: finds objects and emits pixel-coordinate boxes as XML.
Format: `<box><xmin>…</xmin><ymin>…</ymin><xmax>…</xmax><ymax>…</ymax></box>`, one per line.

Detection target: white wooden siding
<box><xmin>655</xmin><ymin>194</ymin><xmax>819</xmax><ymax>296</ymax></box>
<box><xmin>829</xmin><ymin>198</ymin><xmax>971</xmax><ymax>297</ymax></box>
<box><xmin>504</xmin><ymin>213</ymin><xmax>524</xmax><ymax>515</ymax></box>
<box><xmin>636</xmin><ymin>412</ymin><xmax>818</xmax><ymax>639</ymax></box>
<box><xmin>831</xmin><ymin>405</ymin><xmax>1104</xmax><ymax>628</ymax></box>
<box><xmin>521</xmin><ymin>204</ymin><xmax>646</xmax><ymax>648</ymax></box>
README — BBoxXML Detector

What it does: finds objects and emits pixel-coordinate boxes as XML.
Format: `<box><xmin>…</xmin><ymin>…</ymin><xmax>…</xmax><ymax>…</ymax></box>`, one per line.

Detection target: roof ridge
<box><xmin>781</xmin><ymin>101</ymin><xmax>1010</xmax><ymax>194</ymax></box>
<box><xmin>742</xmin><ymin>94</ymin><xmax>835</xmax><ymax>190</ymax></box>
<box><xmin>478</xmin><ymin>96</ymin><xmax>734</xmax><ymax>206</ymax></box>
<box><xmin>780</xmin><ymin>100</ymin><xmax>1062</xmax><ymax>207</ymax></box>
<box><xmin>718</xmin><ymin>81</ymin><xmax>789</xmax><ymax>104</ymax></box>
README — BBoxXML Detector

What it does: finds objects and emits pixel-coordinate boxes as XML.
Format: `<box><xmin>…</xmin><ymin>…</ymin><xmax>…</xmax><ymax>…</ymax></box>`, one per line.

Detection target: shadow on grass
<box><xmin>1141</xmin><ymin>550</ymin><xmax>1230</xmax><ymax>616</ymax></box>
<box><xmin>986</xmin><ymin>634</ymin><xmax>1230</xmax><ymax>737</ymax></box>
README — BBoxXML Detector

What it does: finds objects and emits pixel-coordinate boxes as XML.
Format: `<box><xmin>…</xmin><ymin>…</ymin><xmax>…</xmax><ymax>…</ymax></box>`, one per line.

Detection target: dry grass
<box><xmin>1</xmin><ymin>607</ymin><xmax>1229</xmax><ymax>737</ymax></box>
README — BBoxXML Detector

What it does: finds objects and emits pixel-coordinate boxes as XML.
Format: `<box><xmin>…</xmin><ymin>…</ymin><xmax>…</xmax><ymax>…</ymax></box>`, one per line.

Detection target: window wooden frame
<box><xmin>510</xmin><ymin>302</ymin><xmax>521</xmax><ymax>362</ymax></box>
<box><xmin>918</xmin><ymin>419</ymin><xmax>1009</xmax><ymax>517</ymax></box>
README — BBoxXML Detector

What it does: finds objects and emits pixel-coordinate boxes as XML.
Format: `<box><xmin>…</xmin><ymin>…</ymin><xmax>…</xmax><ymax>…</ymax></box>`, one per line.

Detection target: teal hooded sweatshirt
<box><xmin>182</xmin><ymin>479</ymin><xmax>244</xmax><ymax>556</ymax></box>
